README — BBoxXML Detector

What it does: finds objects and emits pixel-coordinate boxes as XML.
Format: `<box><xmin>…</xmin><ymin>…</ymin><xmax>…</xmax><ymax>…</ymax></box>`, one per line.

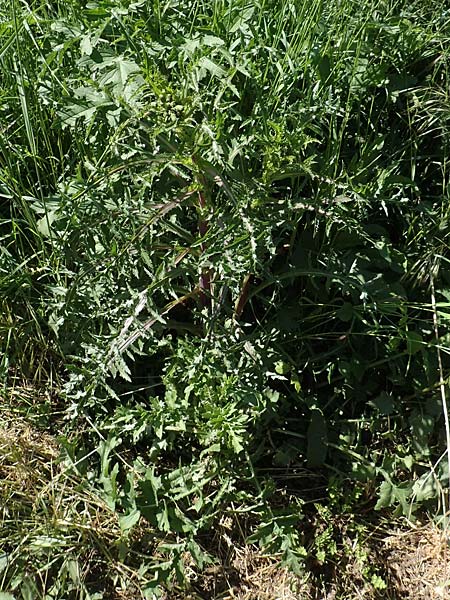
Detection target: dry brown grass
<box><xmin>174</xmin><ymin>514</ymin><xmax>450</xmax><ymax>600</ymax></box>
<box><xmin>0</xmin><ymin>403</ymin><xmax>141</xmax><ymax>599</ymax></box>
<box><xmin>0</xmin><ymin>409</ymin><xmax>59</xmax><ymax>491</ymax></box>
<box><xmin>179</xmin><ymin>546</ymin><xmax>311</xmax><ymax>599</ymax></box>
<box><xmin>384</xmin><ymin>522</ymin><xmax>450</xmax><ymax>599</ymax></box>
<box><xmin>2</xmin><ymin>402</ymin><xmax>450</xmax><ymax>600</ymax></box>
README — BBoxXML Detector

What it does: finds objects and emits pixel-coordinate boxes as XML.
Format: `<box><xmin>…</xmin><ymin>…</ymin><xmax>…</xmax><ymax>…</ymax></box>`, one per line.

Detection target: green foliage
<box><xmin>2</xmin><ymin>0</ymin><xmax>450</xmax><ymax>595</ymax></box>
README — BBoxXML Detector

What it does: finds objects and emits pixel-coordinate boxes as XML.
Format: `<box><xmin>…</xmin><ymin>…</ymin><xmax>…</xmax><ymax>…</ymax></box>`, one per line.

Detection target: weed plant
<box><xmin>1</xmin><ymin>0</ymin><xmax>450</xmax><ymax>597</ymax></box>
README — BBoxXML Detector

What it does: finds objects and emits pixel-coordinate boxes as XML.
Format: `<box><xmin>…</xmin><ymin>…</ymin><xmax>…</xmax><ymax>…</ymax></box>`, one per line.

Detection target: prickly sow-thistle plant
<box><xmin>2</xmin><ymin>0</ymin><xmax>450</xmax><ymax>593</ymax></box>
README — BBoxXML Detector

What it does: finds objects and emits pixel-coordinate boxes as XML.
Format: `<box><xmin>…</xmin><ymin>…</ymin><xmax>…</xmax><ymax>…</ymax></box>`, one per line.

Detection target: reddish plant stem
<box><xmin>234</xmin><ymin>274</ymin><xmax>252</xmax><ymax>320</ymax></box>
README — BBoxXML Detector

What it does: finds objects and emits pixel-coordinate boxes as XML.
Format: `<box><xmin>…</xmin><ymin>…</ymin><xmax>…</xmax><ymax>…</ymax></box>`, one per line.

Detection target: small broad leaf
<box><xmin>203</xmin><ymin>35</ymin><xmax>225</xmax><ymax>47</ymax></box>
<box><xmin>375</xmin><ymin>480</ymin><xmax>412</xmax><ymax>514</ymax></box>
<box><xmin>37</xmin><ymin>211</ymin><xmax>59</xmax><ymax>237</ymax></box>
<box><xmin>291</xmin><ymin>372</ymin><xmax>301</xmax><ymax>392</ymax></box>
<box><xmin>80</xmin><ymin>35</ymin><xmax>93</xmax><ymax>56</ymax></box>
<box><xmin>230</xmin><ymin>6</ymin><xmax>255</xmax><ymax>32</ymax></box>
<box><xmin>337</xmin><ymin>302</ymin><xmax>353</xmax><ymax>322</ymax></box>
<box><xmin>181</xmin><ymin>37</ymin><xmax>201</xmax><ymax>57</ymax></box>
<box><xmin>229</xmin><ymin>431</ymin><xmax>244</xmax><ymax>453</ymax></box>
<box><xmin>67</xmin><ymin>559</ymin><xmax>81</xmax><ymax>585</ymax></box>
<box><xmin>98</xmin><ymin>56</ymin><xmax>141</xmax><ymax>95</ymax></box>
<box><xmin>187</xmin><ymin>539</ymin><xmax>213</xmax><ymax>570</ymax></box>
<box><xmin>409</xmin><ymin>412</ymin><xmax>434</xmax><ymax>455</ymax></box>
<box><xmin>375</xmin><ymin>480</ymin><xmax>394</xmax><ymax>510</ymax></box>
<box><xmin>275</xmin><ymin>360</ymin><xmax>290</xmax><ymax>375</ymax></box>
<box><xmin>403</xmin><ymin>455</ymin><xmax>414</xmax><ymax>471</ymax></box>
<box><xmin>370</xmin><ymin>392</ymin><xmax>395</xmax><ymax>415</ymax></box>
<box><xmin>119</xmin><ymin>509</ymin><xmax>141</xmax><ymax>532</ymax></box>
<box><xmin>406</xmin><ymin>331</ymin><xmax>423</xmax><ymax>355</ymax></box>
<box><xmin>307</xmin><ymin>410</ymin><xmax>327</xmax><ymax>467</ymax></box>
<box><xmin>197</xmin><ymin>56</ymin><xmax>227</xmax><ymax>78</ymax></box>
<box><xmin>0</xmin><ymin>554</ymin><xmax>8</xmax><ymax>574</ymax></box>
<box><xmin>58</xmin><ymin>102</ymin><xmax>97</xmax><ymax>127</ymax></box>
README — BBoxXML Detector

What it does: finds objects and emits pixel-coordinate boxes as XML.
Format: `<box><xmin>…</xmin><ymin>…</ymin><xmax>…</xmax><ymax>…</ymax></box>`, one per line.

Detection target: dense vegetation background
<box><xmin>1</xmin><ymin>0</ymin><xmax>450</xmax><ymax>597</ymax></box>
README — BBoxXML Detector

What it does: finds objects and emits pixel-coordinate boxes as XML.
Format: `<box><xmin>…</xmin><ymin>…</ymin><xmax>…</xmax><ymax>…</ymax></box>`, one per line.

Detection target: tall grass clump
<box><xmin>2</xmin><ymin>0</ymin><xmax>450</xmax><ymax>596</ymax></box>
